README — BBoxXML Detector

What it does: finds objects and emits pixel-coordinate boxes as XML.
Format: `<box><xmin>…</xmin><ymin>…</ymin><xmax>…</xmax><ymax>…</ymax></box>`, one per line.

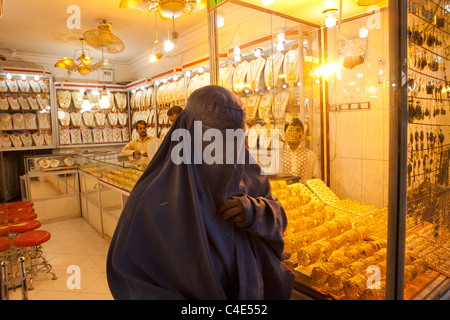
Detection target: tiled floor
<box><xmin>8</xmin><ymin>218</ymin><xmax>113</xmax><ymax>300</ymax></box>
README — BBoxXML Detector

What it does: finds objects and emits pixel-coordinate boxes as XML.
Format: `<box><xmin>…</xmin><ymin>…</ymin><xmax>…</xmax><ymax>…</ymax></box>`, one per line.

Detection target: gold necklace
<box><xmin>70</xmin><ymin>129</ymin><xmax>82</xmax><ymax>144</ymax></box>
<box><xmin>12</xmin><ymin>113</ymin><xmax>25</xmax><ymax>130</ymax></box>
<box><xmin>32</xmin><ymin>132</ymin><xmax>44</xmax><ymax>146</ymax></box>
<box><xmin>82</xmin><ymin>128</ymin><xmax>92</xmax><ymax>143</ymax></box>
<box><xmin>0</xmin><ymin>113</ymin><xmax>12</xmax><ymax>130</ymax></box>
<box><xmin>25</xmin><ymin>113</ymin><xmax>37</xmax><ymax>129</ymax></box>
<box><xmin>38</xmin><ymin>113</ymin><xmax>51</xmax><ymax>129</ymax></box>
<box><xmin>59</xmin><ymin>129</ymin><xmax>70</xmax><ymax>144</ymax></box>
<box><xmin>8</xmin><ymin>96</ymin><xmax>20</xmax><ymax>110</ymax></box>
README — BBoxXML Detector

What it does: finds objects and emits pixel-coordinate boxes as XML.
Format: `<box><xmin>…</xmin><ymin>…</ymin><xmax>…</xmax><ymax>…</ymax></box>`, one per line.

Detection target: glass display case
<box><xmin>77</xmin><ymin>152</ymin><xmax>146</xmax><ymax>238</ymax></box>
<box><xmin>212</xmin><ymin>0</ymin><xmax>449</xmax><ymax>300</ymax></box>
<box><xmin>0</xmin><ymin>71</ymin><xmax>55</xmax><ymax>151</ymax></box>
<box><xmin>23</xmin><ymin>153</ymin><xmax>80</xmax><ymax>221</ymax></box>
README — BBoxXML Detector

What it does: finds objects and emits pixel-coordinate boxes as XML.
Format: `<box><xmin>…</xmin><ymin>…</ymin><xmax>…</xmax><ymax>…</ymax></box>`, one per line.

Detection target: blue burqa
<box><xmin>107</xmin><ymin>85</ymin><xmax>294</xmax><ymax>299</ymax></box>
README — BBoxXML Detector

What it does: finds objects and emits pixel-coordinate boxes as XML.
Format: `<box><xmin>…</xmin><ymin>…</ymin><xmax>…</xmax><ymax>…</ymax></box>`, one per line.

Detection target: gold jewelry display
<box><xmin>38</xmin><ymin>79</ymin><xmax>49</xmax><ymax>93</ymax></box>
<box><xmin>18</xmin><ymin>79</ymin><xmax>30</xmax><ymax>93</ymax></box>
<box><xmin>6</xmin><ymin>78</ymin><xmax>18</xmax><ymax>92</ymax></box>
<box><xmin>130</xmin><ymin>91</ymin><xmax>137</xmax><ymax>109</ymax></box>
<box><xmin>63</xmin><ymin>156</ymin><xmax>75</xmax><ymax>167</ymax></box>
<box><xmin>283</xmin><ymin>45</ymin><xmax>300</xmax><ymax>86</ymax></box>
<box><xmin>18</xmin><ymin>96</ymin><xmax>30</xmax><ymax>109</ymax></box>
<box><xmin>133</xmin><ymin>91</ymin><xmax>142</xmax><ymax>109</ymax></box>
<box><xmin>93</xmin><ymin>128</ymin><xmax>103</xmax><ymax>143</ymax></box>
<box><xmin>57</xmin><ymin>90</ymin><xmax>72</xmax><ymax>109</ymax></box>
<box><xmin>27</xmin><ymin>96</ymin><xmax>39</xmax><ymax>110</ymax></box>
<box><xmin>37</xmin><ymin>96</ymin><xmax>49</xmax><ymax>110</ymax></box>
<box><xmin>20</xmin><ymin>133</ymin><xmax>32</xmax><ymax>147</ymax></box>
<box><xmin>188</xmin><ymin>73</ymin><xmax>200</xmax><ymax>96</ymax></box>
<box><xmin>0</xmin><ymin>113</ymin><xmax>12</xmax><ymax>130</ymax></box>
<box><xmin>118</xmin><ymin>112</ymin><xmax>127</xmax><ymax>126</ymax></box>
<box><xmin>50</xmin><ymin>158</ymin><xmax>60</xmax><ymax>168</ymax></box>
<box><xmin>258</xmin><ymin>91</ymin><xmax>273</xmax><ymax>119</ymax></box>
<box><xmin>70</xmin><ymin>111</ymin><xmax>82</xmax><ymax>126</ymax></box>
<box><xmin>25</xmin><ymin>113</ymin><xmax>37</xmax><ymax>129</ymax></box>
<box><xmin>246</xmin><ymin>93</ymin><xmax>261</xmax><ymax>120</ymax></box>
<box><xmin>200</xmin><ymin>71</ymin><xmax>210</xmax><ymax>88</ymax></box>
<box><xmin>87</xmin><ymin>91</ymin><xmax>99</xmax><ymax>105</ymax></box>
<box><xmin>58</xmin><ymin>110</ymin><xmax>70</xmax><ymax>127</ymax></box>
<box><xmin>59</xmin><ymin>129</ymin><xmax>71</xmax><ymax>145</ymax></box>
<box><xmin>81</xmin><ymin>128</ymin><xmax>93</xmax><ymax>144</ymax></box>
<box><xmin>219</xmin><ymin>65</ymin><xmax>234</xmax><ymax>88</ymax></box>
<box><xmin>7</xmin><ymin>96</ymin><xmax>20</xmax><ymax>110</ymax></box>
<box><xmin>0</xmin><ymin>95</ymin><xmax>8</xmax><ymax>110</ymax></box>
<box><xmin>37</xmin><ymin>158</ymin><xmax>51</xmax><ymax>169</ymax></box>
<box><xmin>108</xmin><ymin>112</ymin><xmax>118</xmax><ymax>126</ymax></box>
<box><xmin>273</xmin><ymin>90</ymin><xmax>290</xmax><ymax>118</ymax></box>
<box><xmin>233</xmin><ymin>59</ymin><xmax>249</xmax><ymax>93</ymax></box>
<box><xmin>0</xmin><ymin>78</ymin><xmax>7</xmax><ymax>92</ymax></box>
<box><xmin>82</xmin><ymin>112</ymin><xmax>94</xmax><ymax>126</ymax></box>
<box><xmin>32</xmin><ymin>132</ymin><xmax>44</xmax><ymax>146</ymax></box>
<box><xmin>70</xmin><ymin>128</ymin><xmax>82</xmax><ymax>144</ymax></box>
<box><xmin>10</xmin><ymin>133</ymin><xmax>23</xmax><ymax>147</ymax></box>
<box><xmin>43</xmin><ymin>132</ymin><xmax>53</xmax><ymax>145</ymax></box>
<box><xmin>121</xmin><ymin>127</ymin><xmax>129</xmax><ymax>141</ymax></box>
<box><xmin>1</xmin><ymin>133</ymin><xmax>11</xmax><ymax>148</ymax></box>
<box><xmin>115</xmin><ymin>92</ymin><xmax>127</xmax><ymax>110</ymax></box>
<box><xmin>70</xmin><ymin>91</ymin><xmax>83</xmax><ymax>110</ymax></box>
<box><xmin>248</xmin><ymin>56</ymin><xmax>266</xmax><ymax>89</ymax></box>
<box><xmin>113</xmin><ymin>127</ymin><xmax>122</xmax><ymax>142</ymax></box>
<box><xmin>29</xmin><ymin>80</ymin><xmax>41</xmax><ymax>93</ymax></box>
<box><xmin>102</xmin><ymin>127</ymin><xmax>112</xmax><ymax>142</ymax></box>
<box><xmin>12</xmin><ymin>113</ymin><xmax>25</xmax><ymax>130</ymax></box>
<box><xmin>94</xmin><ymin>112</ymin><xmax>106</xmax><ymax>126</ymax></box>
<box><xmin>37</xmin><ymin>113</ymin><xmax>51</xmax><ymax>129</ymax></box>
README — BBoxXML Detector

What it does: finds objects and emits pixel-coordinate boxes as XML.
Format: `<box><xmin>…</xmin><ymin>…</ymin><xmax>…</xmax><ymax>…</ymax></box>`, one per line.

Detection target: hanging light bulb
<box><xmin>164</xmin><ymin>39</ymin><xmax>174</xmax><ymax>52</ymax></box>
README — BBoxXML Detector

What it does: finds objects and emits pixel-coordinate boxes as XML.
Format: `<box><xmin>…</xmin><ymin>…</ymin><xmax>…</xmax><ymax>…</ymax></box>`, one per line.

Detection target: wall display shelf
<box><xmin>0</xmin><ymin>72</ymin><xmax>55</xmax><ymax>151</ymax></box>
<box><xmin>54</xmin><ymin>82</ymin><xmax>130</xmax><ymax>148</ymax></box>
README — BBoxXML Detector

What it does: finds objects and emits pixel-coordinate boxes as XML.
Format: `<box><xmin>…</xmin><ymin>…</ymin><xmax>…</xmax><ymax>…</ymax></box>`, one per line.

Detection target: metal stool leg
<box><xmin>18</xmin><ymin>257</ymin><xmax>28</xmax><ymax>300</ymax></box>
<box><xmin>1</xmin><ymin>261</ymin><xmax>8</xmax><ymax>300</ymax></box>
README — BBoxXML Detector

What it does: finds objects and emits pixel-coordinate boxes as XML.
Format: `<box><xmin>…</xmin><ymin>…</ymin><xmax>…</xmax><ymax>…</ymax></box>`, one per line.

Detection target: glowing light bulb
<box><xmin>164</xmin><ymin>39</ymin><xmax>174</xmax><ymax>52</ymax></box>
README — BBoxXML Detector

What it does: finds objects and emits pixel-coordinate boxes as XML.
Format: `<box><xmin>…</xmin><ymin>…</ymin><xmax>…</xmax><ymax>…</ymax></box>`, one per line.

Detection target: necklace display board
<box><xmin>0</xmin><ymin>71</ymin><xmax>54</xmax><ymax>151</ymax></box>
<box><xmin>54</xmin><ymin>82</ymin><xmax>130</xmax><ymax>147</ymax></box>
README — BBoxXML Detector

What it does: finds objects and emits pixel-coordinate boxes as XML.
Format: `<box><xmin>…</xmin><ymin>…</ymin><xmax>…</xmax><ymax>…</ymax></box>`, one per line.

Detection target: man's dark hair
<box><xmin>167</xmin><ymin>105</ymin><xmax>183</xmax><ymax>117</ymax></box>
<box><xmin>290</xmin><ymin>118</ymin><xmax>304</xmax><ymax>131</ymax></box>
<box><xmin>135</xmin><ymin>120</ymin><xmax>147</xmax><ymax>129</ymax></box>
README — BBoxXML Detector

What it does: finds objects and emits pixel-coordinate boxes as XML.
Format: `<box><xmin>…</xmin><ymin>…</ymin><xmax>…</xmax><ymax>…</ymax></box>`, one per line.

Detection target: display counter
<box><xmin>23</xmin><ymin>153</ymin><xmax>80</xmax><ymax>221</ymax></box>
<box><xmin>77</xmin><ymin>152</ymin><xmax>146</xmax><ymax>238</ymax></box>
<box><xmin>271</xmin><ymin>178</ymin><xmax>449</xmax><ymax>300</ymax></box>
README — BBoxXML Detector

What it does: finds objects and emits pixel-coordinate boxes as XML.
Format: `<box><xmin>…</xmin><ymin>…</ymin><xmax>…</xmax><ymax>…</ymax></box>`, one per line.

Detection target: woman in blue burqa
<box><xmin>107</xmin><ymin>85</ymin><xmax>294</xmax><ymax>299</ymax></box>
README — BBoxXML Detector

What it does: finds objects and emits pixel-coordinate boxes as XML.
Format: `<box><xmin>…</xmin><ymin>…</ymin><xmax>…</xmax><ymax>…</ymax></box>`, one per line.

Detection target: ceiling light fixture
<box><xmin>119</xmin><ymin>0</ymin><xmax>204</xmax><ymax>19</ymax></box>
<box><xmin>55</xmin><ymin>38</ymin><xmax>109</xmax><ymax>76</ymax></box>
<box><xmin>322</xmin><ymin>8</ymin><xmax>338</xmax><ymax>28</ymax></box>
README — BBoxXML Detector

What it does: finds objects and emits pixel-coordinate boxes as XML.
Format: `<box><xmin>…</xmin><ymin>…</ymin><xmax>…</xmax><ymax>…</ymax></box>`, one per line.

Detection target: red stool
<box><xmin>12</xmin><ymin>230</ymin><xmax>57</xmax><ymax>290</ymax></box>
<box><xmin>7</xmin><ymin>201</ymin><xmax>34</xmax><ymax>210</ymax></box>
<box><xmin>1</xmin><ymin>236</ymin><xmax>10</xmax><ymax>300</ymax></box>
<box><xmin>7</xmin><ymin>212</ymin><xmax>37</xmax><ymax>223</ymax></box>
<box><xmin>0</xmin><ymin>225</ymin><xmax>9</xmax><ymax>237</ymax></box>
<box><xmin>0</xmin><ymin>237</ymin><xmax>9</xmax><ymax>253</ymax></box>
<box><xmin>9</xmin><ymin>221</ymin><xmax>41</xmax><ymax>234</ymax></box>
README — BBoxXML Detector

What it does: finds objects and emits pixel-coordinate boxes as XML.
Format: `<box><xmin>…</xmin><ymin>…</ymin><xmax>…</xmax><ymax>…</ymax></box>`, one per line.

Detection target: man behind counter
<box><xmin>122</xmin><ymin>120</ymin><xmax>152</xmax><ymax>157</ymax></box>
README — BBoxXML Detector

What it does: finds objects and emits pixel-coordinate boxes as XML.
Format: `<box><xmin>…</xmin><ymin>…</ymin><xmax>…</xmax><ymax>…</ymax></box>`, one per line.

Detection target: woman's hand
<box><xmin>218</xmin><ymin>198</ymin><xmax>246</xmax><ymax>228</ymax></box>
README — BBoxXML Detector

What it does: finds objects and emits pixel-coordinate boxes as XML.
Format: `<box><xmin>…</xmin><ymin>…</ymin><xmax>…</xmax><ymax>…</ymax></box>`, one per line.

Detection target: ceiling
<box><xmin>0</xmin><ymin>0</ymin><xmax>388</xmax><ymax>70</ymax></box>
